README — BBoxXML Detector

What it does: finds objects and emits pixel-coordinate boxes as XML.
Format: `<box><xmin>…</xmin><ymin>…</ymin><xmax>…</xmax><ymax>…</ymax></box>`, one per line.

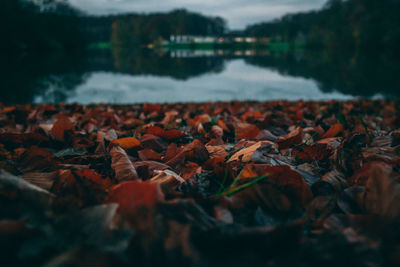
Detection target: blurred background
<box><xmin>1</xmin><ymin>0</ymin><xmax>399</xmax><ymax>104</ymax></box>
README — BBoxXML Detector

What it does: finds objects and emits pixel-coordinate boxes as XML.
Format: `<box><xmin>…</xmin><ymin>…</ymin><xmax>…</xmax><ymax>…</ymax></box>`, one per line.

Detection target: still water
<box><xmin>1</xmin><ymin>48</ymin><xmax>398</xmax><ymax>104</ymax></box>
<box><xmin>38</xmin><ymin>60</ymin><xmax>352</xmax><ymax>104</ymax></box>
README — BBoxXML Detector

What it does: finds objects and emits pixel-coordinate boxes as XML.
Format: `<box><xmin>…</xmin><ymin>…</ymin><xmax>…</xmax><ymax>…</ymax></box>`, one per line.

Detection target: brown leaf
<box><xmin>228</xmin><ymin>141</ymin><xmax>276</xmax><ymax>163</ymax></box>
<box><xmin>21</xmin><ymin>171</ymin><xmax>58</xmax><ymax>190</ymax></box>
<box><xmin>205</xmin><ymin>145</ymin><xmax>227</xmax><ymax>159</ymax></box>
<box><xmin>364</xmin><ymin>163</ymin><xmax>400</xmax><ymax>219</ymax></box>
<box><xmin>50</xmin><ymin>116</ymin><xmax>75</xmax><ymax>142</ymax></box>
<box><xmin>110</xmin><ymin>146</ymin><xmax>139</xmax><ymax>181</ymax></box>
<box><xmin>150</xmin><ymin>169</ymin><xmax>185</xmax><ymax>195</ymax></box>
<box><xmin>138</xmin><ymin>148</ymin><xmax>162</xmax><ymax>161</ymax></box>
<box><xmin>184</xmin><ymin>139</ymin><xmax>209</xmax><ymax>163</ymax></box>
<box><xmin>266</xmin><ymin>165</ymin><xmax>313</xmax><ymax>206</ymax></box>
<box><xmin>18</xmin><ymin>146</ymin><xmax>58</xmax><ymax>173</ymax></box>
<box><xmin>75</xmin><ymin>169</ymin><xmax>114</xmax><ymax>190</ymax></box>
<box><xmin>107</xmin><ymin>180</ymin><xmax>164</xmax><ymax>217</ymax></box>
<box><xmin>322</xmin><ymin>123</ymin><xmax>343</xmax><ymax>138</ymax></box>
<box><xmin>146</xmin><ymin>126</ymin><xmax>187</xmax><ymax>140</ymax></box>
<box><xmin>277</xmin><ymin>127</ymin><xmax>303</xmax><ymax>149</ymax></box>
<box><xmin>235</xmin><ymin>122</ymin><xmax>260</xmax><ymax>140</ymax></box>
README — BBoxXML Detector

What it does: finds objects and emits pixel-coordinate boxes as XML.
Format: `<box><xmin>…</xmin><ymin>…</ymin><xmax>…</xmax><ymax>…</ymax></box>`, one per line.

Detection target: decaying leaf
<box><xmin>50</xmin><ymin>116</ymin><xmax>75</xmax><ymax>142</ymax></box>
<box><xmin>1</xmin><ymin>100</ymin><xmax>400</xmax><ymax>266</ymax></box>
<box><xmin>228</xmin><ymin>141</ymin><xmax>276</xmax><ymax>162</ymax></box>
<box><xmin>110</xmin><ymin>146</ymin><xmax>139</xmax><ymax>181</ymax></box>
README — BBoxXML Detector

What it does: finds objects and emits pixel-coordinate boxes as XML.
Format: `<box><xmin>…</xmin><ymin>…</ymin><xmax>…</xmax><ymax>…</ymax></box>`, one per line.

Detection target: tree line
<box><xmin>1</xmin><ymin>0</ymin><xmax>85</xmax><ymax>54</ymax></box>
<box><xmin>1</xmin><ymin>0</ymin><xmax>227</xmax><ymax>55</ymax></box>
<box><xmin>244</xmin><ymin>0</ymin><xmax>400</xmax><ymax>56</ymax></box>
<box><xmin>107</xmin><ymin>9</ymin><xmax>226</xmax><ymax>46</ymax></box>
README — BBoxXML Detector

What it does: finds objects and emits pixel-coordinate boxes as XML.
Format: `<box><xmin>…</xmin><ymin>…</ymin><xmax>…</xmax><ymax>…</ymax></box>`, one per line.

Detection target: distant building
<box><xmin>170</xmin><ymin>35</ymin><xmax>217</xmax><ymax>44</ymax></box>
<box><xmin>166</xmin><ymin>35</ymin><xmax>271</xmax><ymax>46</ymax></box>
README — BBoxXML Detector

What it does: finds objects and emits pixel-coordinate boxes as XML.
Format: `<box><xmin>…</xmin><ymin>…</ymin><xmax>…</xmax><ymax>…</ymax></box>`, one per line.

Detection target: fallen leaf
<box><xmin>50</xmin><ymin>116</ymin><xmax>75</xmax><ymax>142</ymax></box>
<box><xmin>322</xmin><ymin>123</ymin><xmax>343</xmax><ymax>138</ymax></box>
<box><xmin>107</xmin><ymin>180</ymin><xmax>164</xmax><ymax>216</ymax></box>
<box><xmin>110</xmin><ymin>146</ymin><xmax>139</xmax><ymax>181</ymax></box>
<box><xmin>277</xmin><ymin>127</ymin><xmax>303</xmax><ymax>149</ymax></box>
<box><xmin>109</xmin><ymin>137</ymin><xmax>141</xmax><ymax>151</ymax></box>
<box><xmin>228</xmin><ymin>141</ymin><xmax>276</xmax><ymax>163</ymax></box>
<box><xmin>206</xmin><ymin>145</ymin><xmax>227</xmax><ymax>159</ymax></box>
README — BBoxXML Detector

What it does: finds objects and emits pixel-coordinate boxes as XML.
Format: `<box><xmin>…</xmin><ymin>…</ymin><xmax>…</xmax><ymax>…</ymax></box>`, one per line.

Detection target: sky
<box><xmin>69</xmin><ymin>0</ymin><xmax>327</xmax><ymax>29</ymax></box>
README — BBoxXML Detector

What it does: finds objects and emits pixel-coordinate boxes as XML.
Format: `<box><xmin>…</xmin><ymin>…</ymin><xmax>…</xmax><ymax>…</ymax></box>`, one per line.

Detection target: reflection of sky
<box><xmin>69</xmin><ymin>0</ymin><xmax>326</xmax><ymax>29</ymax></box>
<box><xmin>36</xmin><ymin>59</ymin><xmax>353</xmax><ymax>104</ymax></box>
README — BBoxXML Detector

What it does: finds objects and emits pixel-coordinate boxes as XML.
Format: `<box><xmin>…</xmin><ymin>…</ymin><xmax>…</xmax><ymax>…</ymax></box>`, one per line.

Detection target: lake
<box><xmin>1</xmin><ymin>48</ymin><xmax>398</xmax><ymax>104</ymax></box>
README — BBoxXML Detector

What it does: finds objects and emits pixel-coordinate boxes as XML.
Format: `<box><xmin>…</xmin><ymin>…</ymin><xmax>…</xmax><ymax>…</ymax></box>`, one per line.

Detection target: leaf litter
<box><xmin>0</xmin><ymin>100</ymin><xmax>400</xmax><ymax>266</ymax></box>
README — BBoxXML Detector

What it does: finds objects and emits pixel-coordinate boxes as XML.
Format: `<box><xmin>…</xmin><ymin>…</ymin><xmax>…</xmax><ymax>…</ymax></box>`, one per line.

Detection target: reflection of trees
<box><xmin>3</xmin><ymin>47</ymin><xmax>400</xmax><ymax>104</ymax></box>
<box><xmin>245</xmin><ymin>49</ymin><xmax>400</xmax><ymax>98</ymax></box>
<box><xmin>111</xmin><ymin>48</ymin><xmax>225</xmax><ymax>80</ymax></box>
<box><xmin>0</xmin><ymin>52</ymin><xmax>87</xmax><ymax>104</ymax></box>
<box><xmin>0</xmin><ymin>48</ymin><xmax>225</xmax><ymax>104</ymax></box>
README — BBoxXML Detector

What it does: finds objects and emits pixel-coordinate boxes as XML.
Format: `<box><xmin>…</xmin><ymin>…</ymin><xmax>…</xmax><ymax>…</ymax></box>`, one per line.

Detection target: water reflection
<box><xmin>44</xmin><ymin>60</ymin><xmax>353</xmax><ymax>104</ymax></box>
<box><xmin>1</xmin><ymin>47</ymin><xmax>399</xmax><ymax>104</ymax></box>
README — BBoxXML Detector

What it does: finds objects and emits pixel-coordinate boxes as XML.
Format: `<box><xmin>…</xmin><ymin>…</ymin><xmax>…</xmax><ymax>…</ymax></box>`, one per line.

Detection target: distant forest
<box><xmin>1</xmin><ymin>0</ymin><xmax>85</xmax><ymax>54</ymax></box>
<box><xmin>3</xmin><ymin>0</ymin><xmax>400</xmax><ymax>55</ymax></box>
<box><xmin>245</xmin><ymin>0</ymin><xmax>400</xmax><ymax>55</ymax></box>
<box><xmin>1</xmin><ymin>0</ymin><xmax>227</xmax><ymax>55</ymax></box>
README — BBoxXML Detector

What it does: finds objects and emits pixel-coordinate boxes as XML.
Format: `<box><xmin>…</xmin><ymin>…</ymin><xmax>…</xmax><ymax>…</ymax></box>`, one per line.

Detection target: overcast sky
<box><xmin>69</xmin><ymin>0</ymin><xmax>327</xmax><ymax>29</ymax></box>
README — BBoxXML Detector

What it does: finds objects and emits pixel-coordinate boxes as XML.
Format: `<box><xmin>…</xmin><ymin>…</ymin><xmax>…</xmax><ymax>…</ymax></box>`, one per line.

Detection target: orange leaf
<box><xmin>218</xmin><ymin>120</ymin><xmax>230</xmax><ymax>132</ymax></box>
<box><xmin>241</xmin><ymin>111</ymin><xmax>262</xmax><ymax>121</ymax></box>
<box><xmin>240</xmin><ymin>164</ymin><xmax>259</xmax><ymax>179</ymax></box>
<box><xmin>322</xmin><ymin>123</ymin><xmax>343</xmax><ymax>138</ymax></box>
<box><xmin>109</xmin><ymin>137</ymin><xmax>141</xmax><ymax>151</ymax></box>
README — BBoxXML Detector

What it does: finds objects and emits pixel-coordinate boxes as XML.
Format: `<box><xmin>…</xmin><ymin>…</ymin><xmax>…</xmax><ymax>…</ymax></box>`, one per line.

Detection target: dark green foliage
<box><xmin>110</xmin><ymin>9</ymin><xmax>227</xmax><ymax>45</ymax></box>
<box><xmin>245</xmin><ymin>0</ymin><xmax>400</xmax><ymax>56</ymax></box>
<box><xmin>0</xmin><ymin>0</ymin><xmax>86</xmax><ymax>54</ymax></box>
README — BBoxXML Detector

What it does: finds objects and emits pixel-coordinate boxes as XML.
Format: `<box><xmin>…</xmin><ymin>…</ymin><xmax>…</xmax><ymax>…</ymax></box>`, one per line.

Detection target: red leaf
<box><xmin>107</xmin><ymin>180</ymin><xmax>164</xmax><ymax>216</ymax></box>
<box><xmin>50</xmin><ymin>116</ymin><xmax>75</xmax><ymax>142</ymax></box>
<box><xmin>75</xmin><ymin>169</ymin><xmax>113</xmax><ymax>190</ymax></box>
<box><xmin>163</xmin><ymin>129</ymin><xmax>187</xmax><ymax>140</ymax></box>
<box><xmin>145</xmin><ymin>126</ymin><xmax>187</xmax><ymax>140</ymax></box>
<box><xmin>138</xmin><ymin>148</ymin><xmax>162</xmax><ymax>161</ymax></box>
<box><xmin>277</xmin><ymin>127</ymin><xmax>303</xmax><ymax>149</ymax></box>
<box><xmin>235</xmin><ymin>122</ymin><xmax>260</xmax><ymax>140</ymax></box>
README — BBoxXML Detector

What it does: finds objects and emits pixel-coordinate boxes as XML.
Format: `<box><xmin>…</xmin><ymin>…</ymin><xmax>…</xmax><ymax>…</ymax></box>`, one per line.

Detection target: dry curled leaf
<box><xmin>228</xmin><ymin>141</ymin><xmax>276</xmax><ymax>163</ymax></box>
<box><xmin>110</xmin><ymin>146</ymin><xmax>139</xmax><ymax>181</ymax></box>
